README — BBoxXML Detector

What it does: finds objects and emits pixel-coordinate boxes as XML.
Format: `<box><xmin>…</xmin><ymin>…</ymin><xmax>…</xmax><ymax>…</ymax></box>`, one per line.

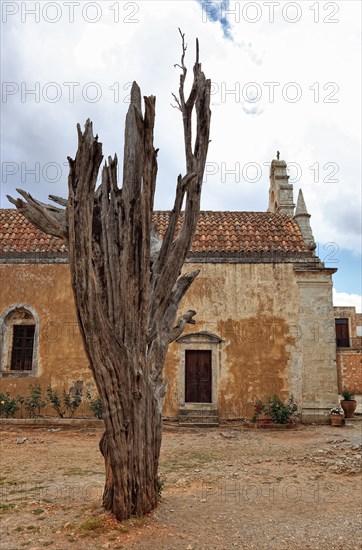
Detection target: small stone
<box><xmin>175</xmin><ymin>478</ymin><xmax>187</xmax><ymax>487</ymax></box>
<box><xmin>220</xmin><ymin>432</ymin><xmax>236</xmax><ymax>438</ymax></box>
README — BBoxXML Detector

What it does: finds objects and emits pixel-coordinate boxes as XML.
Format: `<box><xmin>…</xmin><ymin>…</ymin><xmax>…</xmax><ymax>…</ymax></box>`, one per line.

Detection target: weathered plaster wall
<box><xmin>0</xmin><ymin>261</ymin><xmax>338</xmax><ymax>420</ymax></box>
<box><xmin>0</xmin><ymin>264</ymin><xmax>92</xmax><ymax>404</ymax></box>
<box><xmin>163</xmin><ymin>262</ymin><xmax>306</xmax><ymax>420</ymax></box>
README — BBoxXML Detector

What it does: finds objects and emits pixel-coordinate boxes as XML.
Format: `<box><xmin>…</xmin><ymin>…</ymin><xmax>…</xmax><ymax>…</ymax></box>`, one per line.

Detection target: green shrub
<box><xmin>252</xmin><ymin>394</ymin><xmax>299</xmax><ymax>424</ymax></box>
<box><xmin>63</xmin><ymin>382</ymin><xmax>83</xmax><ymax>418</ymax></box>
<box><xmin>46</xmin><ymin>386</ymin><xmax>65</xmax><ymax>418</ymax></box>
<box><xmin>86</xmin><ymin>390</ymin><xmax>103</xmax><ymax>419</ymax></box>
<box><xmin>341</xmin><ymin>388</ymin><xmax>355</xmax><ymax>400</ymax></box>
<box><xmin>0</xmin><ymin>392</ymin><xmax>19</xmax><ymax>418</ymax></box>
<box><xmin>252</xmin><ymin>399</ymin><xmax>265</xmax><ymax>422</ymax></box>
<box><xmin>266</xmin><ymin>395</ymin><xmax>297</xmax><ymax>424</ymax></box>
<box><xmin>157</xmin><ymin>476</ymin><xmax>166</xmax><ymax>499</ymax></box>
<box><xmin>24</xmin><ymin>383</ymin><xmax>46</xmax><ymax>418</ymax></box>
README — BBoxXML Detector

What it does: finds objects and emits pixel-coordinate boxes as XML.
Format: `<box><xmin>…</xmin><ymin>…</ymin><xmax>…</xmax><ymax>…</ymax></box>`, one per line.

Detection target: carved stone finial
<box><xmin>294</xmin><ymin>189</ymin><xmax>316</xmax><ymax>254</ymax></box>
<box><xmin>277</xmin><ymin>150</ymin><xmax>280</xmax><ymax>160</ymax></box>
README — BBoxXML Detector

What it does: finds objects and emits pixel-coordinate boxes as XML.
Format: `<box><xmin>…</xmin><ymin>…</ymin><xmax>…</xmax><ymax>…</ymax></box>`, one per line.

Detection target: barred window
<box><xmin>335</xmin><ymin>318</ymin><xmax>350</xmax><ymax>348</ymax></box>
<box><xmin>11</xmin><ymin>325</ymin><xmax>35</xmax><ymax>371</ymax></box>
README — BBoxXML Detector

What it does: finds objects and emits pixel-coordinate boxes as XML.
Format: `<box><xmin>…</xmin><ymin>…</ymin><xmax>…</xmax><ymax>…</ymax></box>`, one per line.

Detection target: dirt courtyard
<box><xmin>0</xmin><ymin>419</ymin><xmax>361</xmax><ymax>550</ymax></box>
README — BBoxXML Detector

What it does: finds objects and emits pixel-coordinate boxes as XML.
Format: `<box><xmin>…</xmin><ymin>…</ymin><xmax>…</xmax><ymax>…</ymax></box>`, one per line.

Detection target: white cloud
<box><xmin>0</xmin><ymin>0</ymin><xmax>361</xmax><ymax>291</ymax></box>
<box><xmin>333</xmin><ymin>289</ymin><xmax>362</xmax><ymax>313</ymax></box>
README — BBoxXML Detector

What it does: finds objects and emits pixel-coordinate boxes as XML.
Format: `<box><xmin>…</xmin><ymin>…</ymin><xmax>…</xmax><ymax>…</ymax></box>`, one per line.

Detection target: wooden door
<box><xmin>185</xmin><ymin>350</ymin><xmax>212</xmax><ymax>403</ymax></box>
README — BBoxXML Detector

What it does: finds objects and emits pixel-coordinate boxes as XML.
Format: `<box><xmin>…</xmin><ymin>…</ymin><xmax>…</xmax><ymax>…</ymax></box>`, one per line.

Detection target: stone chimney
<box><xmin>267</xmin><ymin>154</ymin><xmax>295</xmax><ymax>217</ymax></box>
<box><xmin>293</xmin><ymin>189</ymin><xmax>316</xmax><ymax>253</ymax></box>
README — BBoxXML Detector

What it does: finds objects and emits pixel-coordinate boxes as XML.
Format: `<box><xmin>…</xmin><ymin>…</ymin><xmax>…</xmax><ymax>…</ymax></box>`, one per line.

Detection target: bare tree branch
<box><xmin>169</xmin><ymin>310</ymin><xmax>196</xmax><ymax>343</ymax></box>
<box><xmin>7</xmin><ymin>189</ymin><xmax>67</xmax><ymax>238</ymax></box>
<box><xmin>149</xmin><ymin>35</ymin><xmax>211</xmax><ymax>338</ymax></box>
<box><xmin>48</xmin><ymin>195</ymin><xmax>68</xmax><ymax>207</ymax></box>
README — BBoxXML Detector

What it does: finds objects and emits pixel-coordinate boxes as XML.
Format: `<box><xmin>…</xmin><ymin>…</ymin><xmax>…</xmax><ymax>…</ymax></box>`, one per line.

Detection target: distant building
<box><xmin>334</xmin><ymin>306</ymin><xmax>362</xmax><ymax>393</ymax></box>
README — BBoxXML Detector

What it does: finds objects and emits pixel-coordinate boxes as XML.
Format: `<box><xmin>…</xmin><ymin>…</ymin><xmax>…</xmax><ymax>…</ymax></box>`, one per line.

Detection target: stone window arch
<box><xmin>0</xmin><ymin>305</ymin><xmax>40</xmax><ymax>377</ymax></box>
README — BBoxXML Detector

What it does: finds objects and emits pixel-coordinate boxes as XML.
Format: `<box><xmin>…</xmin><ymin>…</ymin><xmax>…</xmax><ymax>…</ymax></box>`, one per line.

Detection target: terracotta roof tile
<box><xmin>0</xmin><ymin>209</ymin><xmax>66</xmax><ymax>253</ymax></box>
<box><xmin>0</xmin><ymin>209</ymin><xmax>307</xmax><ymax>255</ymax></box>
<box><xmin>154</xmin><ymin>211</ymin><xmax>307</xmax><ymax>253</ymax></box>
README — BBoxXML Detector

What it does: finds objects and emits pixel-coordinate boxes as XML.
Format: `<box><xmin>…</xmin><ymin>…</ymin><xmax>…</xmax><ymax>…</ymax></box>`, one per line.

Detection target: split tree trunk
<box><xmin>8</xmin><ymin>31</ymin><xmax>211</xmax><ymax>520</ymax></box>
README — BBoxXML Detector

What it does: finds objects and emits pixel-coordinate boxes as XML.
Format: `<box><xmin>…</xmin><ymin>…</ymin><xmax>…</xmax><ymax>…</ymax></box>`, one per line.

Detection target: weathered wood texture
<box><xmin>7</xmin><ymin>32</ymin><xmax>211</xmax><ymax>520</ymax></box>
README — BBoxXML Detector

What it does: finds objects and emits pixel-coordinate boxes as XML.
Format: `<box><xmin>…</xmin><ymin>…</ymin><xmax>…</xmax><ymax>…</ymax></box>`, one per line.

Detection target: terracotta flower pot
<box><xmin>340</xmin><ymin>399</ymin><xmax>357</xmax><ymax>418</ymax></box>
<box><xmin>329</xmin><ymin>414</ymin><xmax>344</xmax><ymax>426</ymax></box>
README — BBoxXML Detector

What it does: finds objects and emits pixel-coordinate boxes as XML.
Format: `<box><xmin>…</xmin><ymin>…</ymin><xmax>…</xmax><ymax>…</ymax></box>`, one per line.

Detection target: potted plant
<box><xmin>329</xmin><ymin>406</ymin><xmax>345</xmax><ymax>426</ymax></box>
<box><xmin>340</xmin><ymin>388</ymin><xmax>357</xmax><ymax>418</ymax></box>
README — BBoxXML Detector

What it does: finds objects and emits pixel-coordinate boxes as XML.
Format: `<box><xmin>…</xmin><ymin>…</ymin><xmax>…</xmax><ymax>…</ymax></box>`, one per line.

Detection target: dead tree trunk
<box><xmin>8</xmin><ymin>31</ymin><xmax>211</xmax><ymax>520</ymax></box>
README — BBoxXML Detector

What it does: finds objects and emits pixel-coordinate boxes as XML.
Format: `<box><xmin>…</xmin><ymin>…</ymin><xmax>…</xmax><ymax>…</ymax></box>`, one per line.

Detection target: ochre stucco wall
<box><xmin>1</xmin><ymin>261</ymin><xmax>338</xmax><ymax>419</ymax></box>
<box><xmin>0</xmin><ymin>263</ymin><xmax>92</xmax><ymax>407</ymax></box>
<box><xmin>163</xmin><ymin>262</ymin><xmax>303</xmax><ymax>420</ymax></box>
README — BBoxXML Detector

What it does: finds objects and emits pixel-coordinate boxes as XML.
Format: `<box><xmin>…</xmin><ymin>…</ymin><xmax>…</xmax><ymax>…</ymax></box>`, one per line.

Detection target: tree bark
<box><xmin>7</xmin><ymin>31</ymin><xmax>211</xmax><ymax>520</ymax></box>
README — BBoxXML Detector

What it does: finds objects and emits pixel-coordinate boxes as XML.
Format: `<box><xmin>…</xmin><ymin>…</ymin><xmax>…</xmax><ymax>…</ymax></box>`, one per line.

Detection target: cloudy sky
<box><xmin>1</xmin><ymin>0</ymin><xmax>361</xmax><ymax>310</ymax></box>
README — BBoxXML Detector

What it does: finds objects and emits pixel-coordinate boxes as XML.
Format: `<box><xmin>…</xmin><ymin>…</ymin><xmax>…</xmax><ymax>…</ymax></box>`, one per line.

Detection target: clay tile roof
<box><xmin>153</xmin><ymin>211</ymin><xmax>307</xmax><ymax>254</ymax></box>
<box><xmin>0</xmin><ymin>209</ymin><xmax>66</xmax><ymax>253</ymax></box>
<box><xmin>0</xmin><ymin>209</ymin><xmax>307</xmax><ymax>255</ymax></box>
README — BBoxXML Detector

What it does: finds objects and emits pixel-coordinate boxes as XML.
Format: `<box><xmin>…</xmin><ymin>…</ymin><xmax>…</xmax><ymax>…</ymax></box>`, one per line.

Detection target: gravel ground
<box><xmin>0</xmin><ymin>418</ymin><xmax>361</xmax><ymax>549</ymax></box>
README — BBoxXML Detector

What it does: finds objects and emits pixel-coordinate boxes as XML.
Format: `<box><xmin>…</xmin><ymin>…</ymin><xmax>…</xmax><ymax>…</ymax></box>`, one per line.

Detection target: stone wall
<box><xmin>336</xmin><ymin>351</ymin><xmax>362</xmax><ymax>393</ymax></box>
<box><xmin>293</xmin><ymin>267</ymin><xmax>338</xmax><ymax>420</ymax></box>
